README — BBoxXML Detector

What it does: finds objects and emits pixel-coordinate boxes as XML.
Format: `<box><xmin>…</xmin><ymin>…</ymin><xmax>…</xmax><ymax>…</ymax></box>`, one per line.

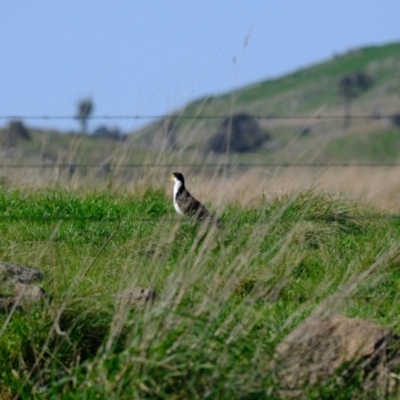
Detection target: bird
<box><xmin>168</xmin><ymin>172</ymin><xmax>222</xmax><ymax>228</ymax></box>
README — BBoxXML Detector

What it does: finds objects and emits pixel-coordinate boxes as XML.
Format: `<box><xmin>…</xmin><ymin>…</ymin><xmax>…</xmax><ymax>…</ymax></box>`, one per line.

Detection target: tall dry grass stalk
<box><xmin>1</xmin><ymin>113</ymin><xmax>400</xmax><ymax>213</ymax></box>
<box><xmin>3</xmin><ymin>164</ymin><xmax>400</xmax><ymax>212</ymax></box>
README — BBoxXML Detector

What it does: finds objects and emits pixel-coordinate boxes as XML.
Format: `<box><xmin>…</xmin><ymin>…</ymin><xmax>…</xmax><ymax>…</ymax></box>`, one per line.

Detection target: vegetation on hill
<box><xmin>139</xmin><ymin>41</ymin><xmax>400</xmax><ymax>162</ymax></box>
<box><xmin>1</xmin><ymin>42</ymin><xmax>400</xmax><ymax>171</ymax></box>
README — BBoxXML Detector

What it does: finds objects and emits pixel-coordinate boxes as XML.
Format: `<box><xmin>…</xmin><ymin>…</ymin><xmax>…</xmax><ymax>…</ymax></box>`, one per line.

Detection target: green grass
<box><xmin>322</xmin><ymin>128</ymin><xmax>400</xmax><ymax>162</ymax></box>
<box><xmin>127</xmin><ymin>41</ymin><xmax>400</xmax><ymax>168</ymax></box>
<box><xmin>1</xmin><ymin>188</ymin><xmax>400</xmax><ymax>398</ymax></box>
<box><xmin>183</xmin><ymin>42</ymin><xmax>400</xmax><ymax>112</ymax></box>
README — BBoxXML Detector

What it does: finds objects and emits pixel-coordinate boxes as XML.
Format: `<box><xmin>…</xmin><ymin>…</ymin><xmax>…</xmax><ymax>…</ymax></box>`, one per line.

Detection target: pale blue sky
<box><xmin>1</xmin><ymin>1</ymin><xmax>399</xmax><ymax>133</ymax></box>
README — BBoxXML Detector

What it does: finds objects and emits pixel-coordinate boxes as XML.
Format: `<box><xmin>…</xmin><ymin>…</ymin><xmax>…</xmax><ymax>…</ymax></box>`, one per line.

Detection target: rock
<box><xmin>0</xmin><ymin>263</ymin><xmax>46</xmax><ymax>313</ymax></box>
<box><xmin>0</xmin><ymin>262</ymin><xmax>44</xmax><ymax>286</ymax></box>
<box><xmin>271</xmin><ymin>315</ymin><xmax>400</xmax><ymax>397</ymax></box>
<box><xmin>12</xmin><ymin>283</ymin><xmax>47</xmax><ymax>306</ymax></box>
<box><xmin>116</xmin><ymin>288</ymin><xmax>156</xmax><ymax>307</ymax></box>
<box><xmin>0</xmin><ymin>284</ymin><xmax>47</xmax><ymax>313</ymax></box>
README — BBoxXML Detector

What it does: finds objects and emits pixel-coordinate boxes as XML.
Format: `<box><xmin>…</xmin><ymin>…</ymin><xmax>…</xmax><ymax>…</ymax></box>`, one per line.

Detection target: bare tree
<box><xmin>76</xmin><ymin>98</ymin><xmax>94</xmax><ymax>134</ymax></box>
<box><xmin>338</xmin><ymin>72</ymin><xmax>373</xmax><ymax>129</ymax></box>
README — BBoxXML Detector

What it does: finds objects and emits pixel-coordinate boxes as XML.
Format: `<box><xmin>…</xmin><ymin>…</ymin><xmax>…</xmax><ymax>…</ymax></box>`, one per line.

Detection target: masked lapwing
<box><xmin>168</xmin><ymin>172</ymin><xmax>222</xmax><ymax>228</ymax></box>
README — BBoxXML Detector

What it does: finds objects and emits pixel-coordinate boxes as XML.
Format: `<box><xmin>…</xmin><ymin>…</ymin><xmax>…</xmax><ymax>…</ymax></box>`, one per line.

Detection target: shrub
<box><xmin>205</xmin><ymin>112</ymin><xmax>269</xmax><ymax>153</ymax></box>
<box><xmin>2</xmin><ymin>120</ymin><xmax>31</xmax><ymax>147</ymax></box>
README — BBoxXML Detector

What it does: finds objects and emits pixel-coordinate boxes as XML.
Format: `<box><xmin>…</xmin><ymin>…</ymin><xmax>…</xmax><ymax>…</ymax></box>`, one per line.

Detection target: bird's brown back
<box><xmin>176</xmin><ymin>188</ymin><xmax>222</xmax><ymax>227</ymax></box>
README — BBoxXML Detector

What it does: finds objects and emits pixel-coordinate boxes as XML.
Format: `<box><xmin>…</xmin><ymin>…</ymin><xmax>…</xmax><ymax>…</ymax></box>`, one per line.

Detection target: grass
<box><xmin>1</xmin><ymin>42</ymin><xmax>400</xmax><ymax>397</ymax></box>
<box><xmin>1</xmin><ymin>40</ymin><xmax>400</xmax><ymax>399</ymax></box>
<box><xmin>195</xmin><ymin>42</ymin><xmax>400</xmax><ymax>108</ymax></box>
<box><xmin>1</xmin><ymin>186</ymin><xmax>400</xmax><ymax>398</ymax></box>
<box><xmin>322</xmin><ymin>128</ymin><xmax>400</xmax><ymax>162</ymax></box>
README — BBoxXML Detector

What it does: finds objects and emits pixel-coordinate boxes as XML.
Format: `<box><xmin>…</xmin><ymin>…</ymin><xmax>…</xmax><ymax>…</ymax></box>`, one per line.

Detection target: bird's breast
<box><xmin>174</xmin><ymin>201</ymin><xmax>184</xmax><ymax>215</ymax></box>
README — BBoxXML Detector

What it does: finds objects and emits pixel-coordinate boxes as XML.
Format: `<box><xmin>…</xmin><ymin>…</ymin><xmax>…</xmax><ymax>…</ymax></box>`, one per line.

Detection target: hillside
<box><xmin>1</xmin><ymin>41</ymin><xmax>400</xmax><ymax>177</ymax></box>
<box><xmin>136</xmin><ymin>41</ymin><xmax>400</xmax><ymax>164</ymax></box>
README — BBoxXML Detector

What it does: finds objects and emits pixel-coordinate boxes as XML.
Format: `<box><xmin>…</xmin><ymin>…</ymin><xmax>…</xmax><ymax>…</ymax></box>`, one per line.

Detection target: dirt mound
<box><xmin>272</xmin><ymin>315</ymin><xmax>400</xmax><ymax>397</ymax></box>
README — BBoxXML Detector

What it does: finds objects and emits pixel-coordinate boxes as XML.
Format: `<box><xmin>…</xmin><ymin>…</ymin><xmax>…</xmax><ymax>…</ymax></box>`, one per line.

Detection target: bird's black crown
<box><xmin>172</xmin><ymin>172</ymin><xmax>185</xmax><ymax>184</ymax></box>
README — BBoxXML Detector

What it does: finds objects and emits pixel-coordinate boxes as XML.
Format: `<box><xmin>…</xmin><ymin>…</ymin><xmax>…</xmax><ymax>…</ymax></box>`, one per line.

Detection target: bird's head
<box><xmin>168</xmin><ymin>172</ymin><xmax>185</xmax><ymax>185</ymax></box>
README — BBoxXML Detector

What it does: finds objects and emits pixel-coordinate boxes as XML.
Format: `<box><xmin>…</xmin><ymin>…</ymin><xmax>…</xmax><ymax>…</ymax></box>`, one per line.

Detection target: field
<box><xmin>1</xmin><ymin>180</ymin><xmax>400</xmax><ymax>399</ymax></box>
<box><xmin>1</xmin><ymin>41</ymin><xmax>400</xmax><ymax>398</ymax></box>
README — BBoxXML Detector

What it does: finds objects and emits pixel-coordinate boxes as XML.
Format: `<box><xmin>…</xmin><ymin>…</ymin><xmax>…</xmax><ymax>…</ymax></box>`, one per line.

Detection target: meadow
<box><xmin>1</xmin><ymin>179</ymin><xmax>400</xmax><ymax>399</ymax></box>
<box><xmin>1</xmin><ymin>41</ymin><xmax>400</xmax><ymax>399</ymax></box>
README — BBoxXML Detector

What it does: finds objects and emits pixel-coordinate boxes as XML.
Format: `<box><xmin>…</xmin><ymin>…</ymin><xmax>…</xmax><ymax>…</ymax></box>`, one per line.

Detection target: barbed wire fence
<box><xmin>0</xmin><ymin>112</ymin><xmax>400</xmax><ymax>224</ymax></box>
<box><xmin>1</xmin><ymin>163</ymin><xmax>400</xmax><ymax>169</ymax></box>
<box><xmin>0</xmin><ymin>113</ymin><xmax>396</xmax><ymax>121</ymax></box>
<box><xmin>1</xmin><ymin>112</ymin><xmax>400</xmax><ymax>169</ymax></box>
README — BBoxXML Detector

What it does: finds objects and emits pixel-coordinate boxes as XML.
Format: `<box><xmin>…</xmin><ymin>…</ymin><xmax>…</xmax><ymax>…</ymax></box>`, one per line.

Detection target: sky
<box><xmin>1</xmin><ymin>1</ymin><xmax>400</xmax><ymax>133</ymax></box>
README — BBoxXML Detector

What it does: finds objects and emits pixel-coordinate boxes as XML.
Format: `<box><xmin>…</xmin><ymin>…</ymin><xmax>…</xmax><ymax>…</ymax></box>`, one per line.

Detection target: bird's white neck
<box><xmin>173</xmin><ymin>177</ymin><xmax>183</xmax><ymax>198</ymax></box>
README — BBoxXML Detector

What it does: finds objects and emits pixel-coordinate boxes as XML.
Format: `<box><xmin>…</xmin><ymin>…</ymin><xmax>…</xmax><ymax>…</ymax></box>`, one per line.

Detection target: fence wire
<box><xmin>0</xmin><ymin>113</ymin><xmax>396</xmax><ymax>121</ymax></box>
<box><xmin>1</xmin><ymin>112</ymin><xmax>399</xmax><ymax>169</ymax></box>
<box><xmin>1</xmin><ymin>163</ymin><xmax>400</xmax><ymax>169</ymax></box>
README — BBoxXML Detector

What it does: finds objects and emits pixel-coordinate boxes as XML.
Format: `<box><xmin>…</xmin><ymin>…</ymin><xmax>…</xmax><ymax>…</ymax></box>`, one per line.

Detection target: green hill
<box><xmin>136</xmin><ymin>41</ymin><xmax>400</xmax><ymax>164</ymax></box>
<box><xmin>2</xmin><ymin>42</ymin><xmax>400</xmax><ymax>169</ymax></box>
